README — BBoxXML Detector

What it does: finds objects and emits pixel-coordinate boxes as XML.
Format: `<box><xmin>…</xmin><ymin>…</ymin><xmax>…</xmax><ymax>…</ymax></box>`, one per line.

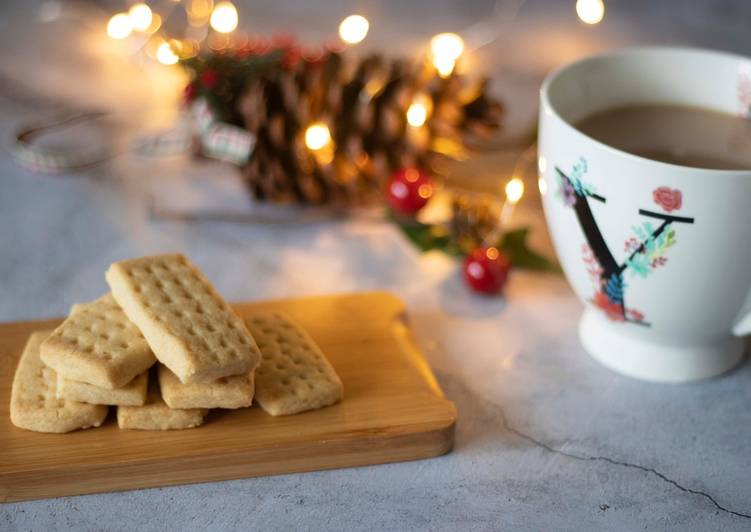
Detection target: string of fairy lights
<box><xmin>105</xmin><ymin>0</ymin><xmax>606</xmax><ymax>66</ymax></box>
<box><xmin>103</xmin><ymin>0</ymin><xmax>606</xmax><ymax>208</ymax></box>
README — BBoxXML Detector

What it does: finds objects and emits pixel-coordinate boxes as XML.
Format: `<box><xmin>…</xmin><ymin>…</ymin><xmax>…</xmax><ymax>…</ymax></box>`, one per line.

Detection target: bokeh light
<box><xmin>128</xmin><ymin>3</ymin><xmax>153</xmax><ymax>32</ymax></box>
<box><xmin>406</xmin><ymin>94</ymin><xmax>432</xmax><ymax>128</ymax></box>
<box><xmin>576</xmin><ymin>0</ymin><xmax>605</xmax><ymax>24</ymax></box>
<box><xmin>156</xmin><ymin>42</ymin><xmax>179</xmax><ymax>65</ymax></box>
<box><xmin>505</xmin><ymin>177</ymin><xmax>525</xmax><ymax>204</ymax></box>
<box><xmin>107</xmin><ymin>13</ymin><xmax>132</xmax><ymax>40</ymax></box>
<box><xmin>338</xmin><ymin>15</ymin><xmax>369</xmax><ymax>45</ymax></box>
<box><xmin>430</xmin><ymin>33</ymin><xmax>464</xmax><ymax>78</ymax></box>
<box><xmin>210</xmin><ymin>2</ymin><xmax>238</xmax><ymax>34</ymax></box>
<box><xmin>304</xmin><ymin>122</ymin><xmax>332</xmax><ymax>151</ymax></box>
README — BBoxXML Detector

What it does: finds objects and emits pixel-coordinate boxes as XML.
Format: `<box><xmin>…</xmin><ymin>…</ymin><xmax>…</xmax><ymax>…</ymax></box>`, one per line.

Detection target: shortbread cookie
<box><xmin>10</xmin><ymin>331</ymin><xmax>109</xmax><ymax>433</ymax></box>
<box><xmin>57</xmin><ymin>371</ymin><xmax>148</xmax><ymax>406</ymax></box>
<box><xmin>245</xmin><ymin>313</ymin><xmax>342</xmax><ymax>416</ymax></box>
<box><xmin>40</xmin><ymin>294</ymin><xmax>155</xmax><ymax>389</ymax></box>
<box><xmin>158</xmin><ymin>364</ymin><xmax>254</xmax><ymax>409</ymax></box>
<box><xmin>106</xmin><ymin>254</ymin><xmax>260</xmax><ymax>383</ymax></box>
<box><xmin>117</xmin><ymin>380</ymin><xmax>207</xmax><ymax>430</ymax></box>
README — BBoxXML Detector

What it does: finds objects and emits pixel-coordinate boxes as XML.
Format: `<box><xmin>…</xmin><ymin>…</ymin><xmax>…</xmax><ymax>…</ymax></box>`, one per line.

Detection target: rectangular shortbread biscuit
<box><xmin>244</xmin><ymin>313</ymin><xmax>342</xmax><ymax>416</ymax></box>
<box><xmin>158</xmin><ymin>364</ymin><xmax>254</xmax><ymax>409</ymax></box>
<box><xmin>117</xmin><ymin>380</ymin><xmax>207</xmax><ymax>430</ymax></box>
<box><xmin>57</xmin><ymin>371</ymin><xmax>148</xmax><ymax>406</ymax></box>
<box><xmin>40</xmin><ymin>294</ymin><xmax>155</xmax><ymax>389</ymax></box>
<box><xmin>106</xmin><ymin>254</ymin><xmax>261</xmax><ymax>383</ymax></box>
<box><xmin>11</xmin><ymin>331</ymin><xmax>109</xmax><ymax>433</ymax></box>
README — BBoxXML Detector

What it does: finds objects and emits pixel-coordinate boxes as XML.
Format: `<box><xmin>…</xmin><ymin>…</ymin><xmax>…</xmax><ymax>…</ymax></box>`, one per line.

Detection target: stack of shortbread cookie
<box><xmin>10</xmin><ymin>253</ymin><xmax>343</xmax><ymax>433</ymax></box>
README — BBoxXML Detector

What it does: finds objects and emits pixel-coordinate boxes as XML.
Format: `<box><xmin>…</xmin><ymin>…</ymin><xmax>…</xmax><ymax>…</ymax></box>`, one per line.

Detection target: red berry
<box><xmin>385</xmin><ymin>168</ymin><xmax>433</xmax><ymax>215</ymax></box>
<box><xmin>462</xmin><ymin>246</ymin><xmax>511</xmax><ymax>295</ymax></box>
<box><xmin>201</xmin><ymin>69</ymin><xmax>220</xmax><ymax>89</ymax></box>
<box><xmin>183</xmin><ymin>82</ymin><xmax>198</xmax><ymax>104</ymax></box>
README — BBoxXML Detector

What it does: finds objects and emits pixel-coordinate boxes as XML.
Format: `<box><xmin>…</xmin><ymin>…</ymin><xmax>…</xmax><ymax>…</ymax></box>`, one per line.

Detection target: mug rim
<box><xmin>540</xmin><ymin>45</ymin><xmax>751</xmax><ymax>175</ymax></box>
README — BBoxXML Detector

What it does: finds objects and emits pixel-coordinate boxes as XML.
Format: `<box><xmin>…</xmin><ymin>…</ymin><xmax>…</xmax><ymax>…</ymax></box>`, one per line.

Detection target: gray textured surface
<box><xmin>2</xmin><ymin>0</ymin><xmax>751</xmax><ymax>530</ymax></box>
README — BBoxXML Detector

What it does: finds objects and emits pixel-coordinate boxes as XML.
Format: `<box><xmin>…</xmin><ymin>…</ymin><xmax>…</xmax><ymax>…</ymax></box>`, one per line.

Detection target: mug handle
<box><xmin>732</xmin><ymin>294</ymin><xmax>751</xmax><ymax>336</ymax></box>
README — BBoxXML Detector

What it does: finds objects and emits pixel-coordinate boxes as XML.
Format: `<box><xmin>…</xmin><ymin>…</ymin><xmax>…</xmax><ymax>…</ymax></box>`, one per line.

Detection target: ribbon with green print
<box><xmin>12</xmin><ymin>98</ymin><xmax>255</xmax><ymax>174</ymax></box>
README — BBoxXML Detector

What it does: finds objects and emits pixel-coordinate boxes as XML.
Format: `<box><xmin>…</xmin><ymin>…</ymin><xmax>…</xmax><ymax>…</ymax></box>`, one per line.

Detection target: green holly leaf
<box><xmin>497</xmin><ymin>227</ymin><xmax>561</xmax><ymax>272</ymax></box>
<box><xmin>392</xmin><ymin>212</ymin><xmax>561</xmax><ymax>272</ymax></box>
<box><xmin>393</xmin><ymin>217</ymin><xmax>464</xmax><ymax>257</ymax></box>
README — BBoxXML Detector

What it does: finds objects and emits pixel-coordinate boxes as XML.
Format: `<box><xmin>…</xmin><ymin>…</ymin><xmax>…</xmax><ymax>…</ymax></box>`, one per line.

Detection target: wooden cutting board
<box><xmin>0</xmin><ymin>292</ymin><xmax>456</xmax><ymax>503</ymax></box>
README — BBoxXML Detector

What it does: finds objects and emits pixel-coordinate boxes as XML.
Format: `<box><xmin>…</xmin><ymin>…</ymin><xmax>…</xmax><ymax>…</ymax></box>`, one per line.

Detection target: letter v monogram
<box><xmin>555</xmin><ymin>158</ymin><xmax>694</xmax><ymax>325</ymax></box>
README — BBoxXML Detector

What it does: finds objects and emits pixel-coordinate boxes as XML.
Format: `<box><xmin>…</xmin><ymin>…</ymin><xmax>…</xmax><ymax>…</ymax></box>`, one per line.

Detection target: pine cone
<box><xmin>183</xmin><ymin>45</ymin><xmax>504</xmax><ymax>207</ymax></box>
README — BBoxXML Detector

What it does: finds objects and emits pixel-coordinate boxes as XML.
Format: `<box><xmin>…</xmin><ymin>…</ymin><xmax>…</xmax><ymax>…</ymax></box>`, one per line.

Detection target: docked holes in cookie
<box><xmin>237</xmin><ymin>334</ymin><xmax>250</xmax><ymax>346</ymax></box>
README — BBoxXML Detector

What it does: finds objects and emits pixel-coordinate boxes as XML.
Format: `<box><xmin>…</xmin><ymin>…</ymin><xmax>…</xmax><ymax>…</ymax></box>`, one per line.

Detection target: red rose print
<box><xmin>653</xmin><ymin>187</ymin><xmax>682</xmax><ymax>212</ymax></box>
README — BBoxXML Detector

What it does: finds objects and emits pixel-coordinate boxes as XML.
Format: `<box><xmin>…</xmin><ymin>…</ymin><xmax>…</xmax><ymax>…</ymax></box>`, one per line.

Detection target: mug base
<box><xmin>578</xmin><ymin>309</ymin><xmax>746</xmax><ymax>383</ymax></box>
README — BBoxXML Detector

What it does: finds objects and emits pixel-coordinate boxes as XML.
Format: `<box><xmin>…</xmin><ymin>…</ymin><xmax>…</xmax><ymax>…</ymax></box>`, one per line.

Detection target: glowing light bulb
<box><xmin>430</xmin><ymin>33</ymin><xmax>464</xmax><ymax>77</ymax></box>
<box><xmin>305</xmin><ymin>122</ymin><xmax>331</xmax><ymax>151</ymax></box>
<box><xmin>338</xmin><ymin>14</ymin><xmax>369</xmax><ymax>45</ymax></box>
<box><xmin>156</xmin><ymin>42</ymin><xmax>179</xmax><ymax>65</ymax></box>
<box><xmin>406</xmin><ymin>94</ymin><xmax>432</xmax><ymax>128</ymax></box>
<box><xmin>433</xmin><ymin>56</ymin><xmax>456</xmax><ymax>78</ymax></box>
<box><xmin>431</xmin><ymin>32</ymin><xmax>464</xmax><ymax>59</ymax></box>
<box><xmin>210</xmin><ymin>1</ymin><xmax>238</xmax><ymax>34</ymax></box>
<box><xmin>107</xmin><ymin>13</ymin><xmax>132</xmax><ymax>40</ymax></box>
<box><xmin>576</xmin><ymin>0</ymin><xmax>604</xmax><ymax>25</ymax></box>
<box><xmin>505</xmin><ymin>177</ymin><xmax>524</xmax><ymax>204</ymax></box>
<box><xmin>128</xmin><ymin>3</ymin><xmax>152</xmax><ymax>32</ymax></box>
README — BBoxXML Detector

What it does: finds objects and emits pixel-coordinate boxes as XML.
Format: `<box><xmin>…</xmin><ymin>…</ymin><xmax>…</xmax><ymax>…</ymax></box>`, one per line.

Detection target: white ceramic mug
<box><xmin>538</xmin><ymin>47</ymin><xmax>751</xmax><ymax>382</ymax></box>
